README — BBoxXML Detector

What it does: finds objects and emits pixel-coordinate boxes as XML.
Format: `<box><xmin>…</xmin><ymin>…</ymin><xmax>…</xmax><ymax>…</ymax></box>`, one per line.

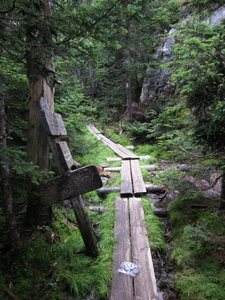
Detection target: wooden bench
<box><xmin>111</xmin><ymin>196</ymin><xmax>158</xmax><ymax>300</ymax></box>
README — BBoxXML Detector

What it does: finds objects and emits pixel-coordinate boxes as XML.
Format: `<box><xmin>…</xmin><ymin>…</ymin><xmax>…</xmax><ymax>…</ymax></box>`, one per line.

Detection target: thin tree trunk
<box><xmin>125</xmin><ymin>28</ymin><xmax>133</xmax><ymax>123</ymax></box>
<box><xmin>0</xmin><ymin>77</ymin><xmax>19</xmax><ymax>248</ymax></box>
<box><xmin>219</xmin><ymin>170</ymin><xmax>225</xmax><ymax>210</ymax></box>
<box><xmin>24</xmin><ymin>0</ymin><xmax>55</xmax><ymax>226</ymax></box>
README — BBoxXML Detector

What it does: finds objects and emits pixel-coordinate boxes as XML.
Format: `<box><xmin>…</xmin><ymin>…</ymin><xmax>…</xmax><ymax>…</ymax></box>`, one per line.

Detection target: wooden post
<box><xmin>39</xmin><ymin>97</ymin><xmax>101</xmax><ymax>257</ymax></box>
<box><xmin>71</xmin><ymin>196</ymin><xmax>99</xmax><ymax>257</ymax></box>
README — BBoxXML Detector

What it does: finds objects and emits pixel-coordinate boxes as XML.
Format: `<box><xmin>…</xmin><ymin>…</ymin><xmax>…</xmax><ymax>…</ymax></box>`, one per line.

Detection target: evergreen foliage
<box><xmin>1</xmin><ymin>0</ymin><xmax>225</xmax><ymax>298</ymax></box>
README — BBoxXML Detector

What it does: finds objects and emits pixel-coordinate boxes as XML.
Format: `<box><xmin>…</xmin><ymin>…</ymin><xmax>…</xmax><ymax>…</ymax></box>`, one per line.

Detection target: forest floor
<box><xmin>1</xmin><ymin>128</ymin><xmax>225</xmax><ymax>300</ymax></box>
<box><xmin>147</xmin><ymin>159</ymin><xmax>225</xmax><ymax>300</ymax></box>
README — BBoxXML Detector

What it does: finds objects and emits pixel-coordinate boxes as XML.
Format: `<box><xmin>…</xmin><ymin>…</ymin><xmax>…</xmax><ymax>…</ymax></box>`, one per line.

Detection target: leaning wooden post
<box><xmin>39</xmin><ymin>97</ymin><xmax>101</xmax><ymax>257</ymax></box>
<box><xmin>71</xmin><ymin>196</ymin><xmax>99</xmax><ymax>257</ymax></box>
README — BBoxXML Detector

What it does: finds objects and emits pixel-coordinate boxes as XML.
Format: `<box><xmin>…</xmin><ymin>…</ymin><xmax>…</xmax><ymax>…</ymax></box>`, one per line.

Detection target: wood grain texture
<box><xmin>40</xmin><ymin>108</ymin><xmax>67</xmax><ymax>136</ymax></box>
<box><xmin>115</xmin><ymin>143</ymin><xmax>138</xmax><ymax>159</ymax></box>
<box><xmin>131</xmin><ymin>159</ymin><xmax>147</xmax><ymax>196</ymax></box>
<box><xmin>56</xmin><ymin>141</ymin><xmax>74</xmax><ymax>170</ymax></box>
<box><xmin>129</xmin><ymin>197</ymin><xmax>158</xmax><ymax>300</ymax></box>
<box><xmin>111</xmin><ymin>197</ymin><xmax>133</xmax><ymax>300</ymax></box>
<box><xmin>40</xmin><ymin>165</ymin><xmax>102</xmax><ymax>203</ymax></box>
<box><xmin>120</xmin><ymin>160</ymin><xmax>133</xmax><ymax>197</ymax></box>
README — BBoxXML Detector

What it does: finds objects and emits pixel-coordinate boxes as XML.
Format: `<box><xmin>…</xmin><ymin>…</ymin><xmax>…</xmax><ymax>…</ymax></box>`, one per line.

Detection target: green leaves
<box><xmin>168</xmin><ymin>17</ymin><xmax>225</xmax><ymax>151</ymax></box>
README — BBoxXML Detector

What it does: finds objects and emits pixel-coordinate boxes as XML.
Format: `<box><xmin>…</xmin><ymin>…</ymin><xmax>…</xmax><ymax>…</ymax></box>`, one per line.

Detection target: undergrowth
<box><xmin>0</xmin><ymin>129</ymin><xmax>118</xmax><ymax>300</ymax></box>
<box><xmin>169</xmin><ymin>193</ymin><xmax>225</xmax><ymax>299</ymax></box>
<box><xmin>142</xmin><ymin>197</ymin><xmax>167</xmax><ymax>254</ymax></box>
<box><xmin>0</xmin><ymin>192</ymin><xmax>116</xmax><ymax>300</ymax></box>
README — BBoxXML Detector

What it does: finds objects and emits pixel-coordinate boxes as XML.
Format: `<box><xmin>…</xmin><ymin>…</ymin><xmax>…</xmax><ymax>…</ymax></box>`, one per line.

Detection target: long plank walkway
<box><xmin>87</xmin><ymin>124</ymin><xmax>158</xmax><ymax>300</ymax></box>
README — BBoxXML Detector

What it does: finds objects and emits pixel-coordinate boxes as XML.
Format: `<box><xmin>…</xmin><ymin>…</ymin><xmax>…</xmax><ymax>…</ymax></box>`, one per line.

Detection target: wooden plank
<box><xmin>40</xmin><ymin>165</ymin><xmax>102</xmax><ymax>203</ymax></box>
<box><xmin>120</xmin><ymin>160</ymin><xmax>133</xmax><ymax>197</ymax></box>
<box><xmin>56</xmin><ymin>141</ymin><xmax>74</xmax><ymax>170</ymax></box>
<box><xmin>131</xmin><ymin>159</ymin><xmax>147</xmax><ymax>196</ymax></box>
<box><xmin>40</xmin><ymin>108</ymin><xmax>67</xmax><ymax>136</ymax></box>
<box><xmin>100</xmin><ymin>137</ymin><xmax>131</xmax><ymax>159</ymax></box>
<box><xmin>87</xmin><ymin>126</ymin><xmax>132</xmax><ymax>159</ymax></box>
<box><xmin>111</xmin><ymin>197</ymin><xmax>133</xmax><ymax>300</ymax></box>
<box><xmin>88</xmin><ymin>124</ymin><xmax>101</xmax><ymax>134</ymax></box>
<box><xmin>115</xmin><ymin>143</ymin><xmax>138</xmax><ymax>159</ymax></box>
<box><xmin>129</xmin><ymin>197</ymin><xmax>158</xmax><ymax>300</ymax></box>
<box><xmin>70</xmin><ymin>195</ymin><xmax>99</xmax><ymax>257</ymax></box>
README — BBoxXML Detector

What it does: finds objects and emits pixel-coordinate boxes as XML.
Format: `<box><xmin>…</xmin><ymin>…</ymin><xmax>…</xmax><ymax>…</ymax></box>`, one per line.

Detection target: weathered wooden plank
<box><xmin>56</xmin><ymin>141</ymin><xmax>74</xmax><ymax>170</ymax></box>
<box><xmin>129</xmin><ymin>197</ymin><xmax>158</xmax><ymax>300</ymax></box>
<box><xmin>100</xmin><ymin>137</ymin><xmax>131</xmax><ymax>159</ymax></box>
<box><xmin>131</xmin><ymin>159</ymin><xmax>147</xmax><ymax>196</ymax></box>
<box><xmin>120</xmin><ymin>160</ymin><xmax>133</xmax><ymax>197</ymax></box>
<box><xmin>70</xmin><ymin>195</ymin><xmax>99</xmax><ymax>257</ymax></box>
<box><xmin>111</xmin><ymin>197</ymin><xmax>133</xmax><ymax>300</ymax></box>
<box><xmin>40</xmin><ymin>165</ymin><xmax>102</xmax><ymax>203</ymax></box>
<box><xmin>87</xmin><ymin>127</ymin><xmax>132</xmax><ymax>159</ymax></box>
<box><xmin>40</xmin><ymin>108</ymin><xmax>67</xmax><ymax>136</ymax></box>
<box><xmin>115</xmin><ymin>143</ymin><xmax>138</xmax><ymax>159</ymax></box>
<box><xmin>87</xmin><ymin>124</ymin><xmax>101</xmax><ymax>134</ymax></box>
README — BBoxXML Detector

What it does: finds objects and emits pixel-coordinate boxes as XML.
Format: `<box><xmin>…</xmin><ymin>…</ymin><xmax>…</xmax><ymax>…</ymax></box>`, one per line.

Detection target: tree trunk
<box><xmin>219</xmin><ymin>170</ymin><xmax>225</xmax><ymax>210</ymax></box>
<box><xmin>0</xmin><ymin>69</ymin><xmax>19</xmax><ymax>248</ymax></box>
<box><xmin>24</xmin><ymin>0</ymin><xmax>56</xmax><ymax>226</ymax></box>
<box><xmin>125</xmin><ymin>28</ymin><xmax>133</xmax><ymax>123</ymax></box>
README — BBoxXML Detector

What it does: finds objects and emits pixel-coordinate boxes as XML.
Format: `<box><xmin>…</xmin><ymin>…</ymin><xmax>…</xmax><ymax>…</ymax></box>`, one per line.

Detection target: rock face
<box><xmin>140</xmin><ymin>7</ymin><xmax>225</xmax><ymax>114</ymax></box>
<box><xmin>140</xmin><ymin>28</ymin><xmax>175</xmax><ymax>113</ymax></box>
<box><xmin>208</xmin><ymin>7</ymin><xmax>225</xmax><ymax>25</ymax></box>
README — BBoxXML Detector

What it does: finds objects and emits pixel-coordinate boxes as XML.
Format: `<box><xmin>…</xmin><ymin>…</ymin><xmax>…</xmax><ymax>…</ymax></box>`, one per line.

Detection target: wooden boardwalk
<box><xmin>87</xmin><ymin>124</ymin><xmax>158</xmax><ymax>300</ymax></box>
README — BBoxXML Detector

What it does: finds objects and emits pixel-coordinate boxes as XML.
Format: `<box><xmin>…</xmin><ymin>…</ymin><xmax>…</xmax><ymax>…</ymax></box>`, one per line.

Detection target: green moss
<box><xmin>142</xmin><ymin>197</ymin><xmax>167</xmax><ymax>254</ymax></box>
<box><xmin>176</xmin><ymin>262</ymin><xmax>225</xmax><ymax>300</ymax></box>
<box><xmin>169</xmin><ymin>192</ymin><xmax>225</xmax><ymax>299</ymax></box>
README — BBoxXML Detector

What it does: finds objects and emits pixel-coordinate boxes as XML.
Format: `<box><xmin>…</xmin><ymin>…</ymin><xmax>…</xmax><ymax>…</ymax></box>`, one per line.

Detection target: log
<box><xmin>145</xmin><ymin>184</ymin><xmax>166</xmax><ymax>193</ymax></box>
<box><xmin>106</xmin><ymin>155</ymin><xmax>150</xmax><ymax>162</ymax></box>
<box><xmin>97</xmin><ymin>185</ymin><xmax>165</xmax><ymax>195</ymax></box>
<box><xmin>105</xmin><ymin>165</ymin><xmax>156</xmax><ymax>172</ymax></box>
<box><xmin>106</xmin><ymin>157</ymin><xmax>122</xmax><ymax>162</ymax></box>
<box><xmin>126</xmin><ymin>146</ymin><xmax>134</xmax><ymax>150</ymax></box>
<box><xmin>97</xmin><ymin>186</ymin><xmax>121</xmax><ymax>195</ymax></box>
<box><xmin>89</xmin><ymin>206</ymin><xmax>108</xmax><ymax>212</ymax></box>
